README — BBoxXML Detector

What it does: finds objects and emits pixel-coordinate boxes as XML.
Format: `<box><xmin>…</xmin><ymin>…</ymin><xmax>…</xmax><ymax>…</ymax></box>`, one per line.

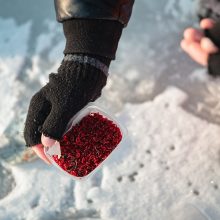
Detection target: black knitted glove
<box><xmin>205</xmin><ymin>22</ymin><xmax>220</xmax><ymax>77</ymax></box>
<box><xmin>24</xmin><ymin>19</ymin><xmax>123</xmax><ymax>147</ymax></box>
<box><xmin>24</xmin><ymin>55</ymin><xmax>109</xmax><ymax>147</ymax></box>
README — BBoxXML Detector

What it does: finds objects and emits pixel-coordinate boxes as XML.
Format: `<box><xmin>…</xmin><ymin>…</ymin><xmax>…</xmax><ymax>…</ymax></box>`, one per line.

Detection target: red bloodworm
<box><xmin>52</xmin><ymin>112</ymin><xmax>122</xmax><ymax>177</ymax></box>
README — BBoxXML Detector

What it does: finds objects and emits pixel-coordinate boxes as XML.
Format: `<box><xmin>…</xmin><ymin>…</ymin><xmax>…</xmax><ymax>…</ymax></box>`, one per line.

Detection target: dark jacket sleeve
<box><xmin>54</xmin><ymin>0</ymin><xmax>135</xmax><ymax>26</ymax></box>
<box><xmin>54</xmin><ymin>0</ymin><xmax>135</xmax><ymax>60</ymax></box>
<box><xmin>205</xmin><ymin>22</ymin><xmax>220</xmax><ymax>77</ymax></box>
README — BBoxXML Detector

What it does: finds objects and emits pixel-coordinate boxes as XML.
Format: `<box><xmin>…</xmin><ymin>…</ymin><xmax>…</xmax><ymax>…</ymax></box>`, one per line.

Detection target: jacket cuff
<box><xmin>208</xmin><ymin>52</ymin><xmax>220</xmax><ymax>77</ymax></box>
<box><xmin>63</xmin><ymin>19</ymin><xmax>123</xmax><ymax>60</ymax></box>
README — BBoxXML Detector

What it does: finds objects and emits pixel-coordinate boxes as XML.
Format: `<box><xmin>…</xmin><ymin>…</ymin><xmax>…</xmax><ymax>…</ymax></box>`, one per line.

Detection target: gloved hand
<box><xmin>24</xmin><ymin>54</ymin><xmax>109</xmax><ymax>149</ymax></box>
<box><xmin>23</xmin><ymin>18</ymin><xmax>123</xmax><ymax>164</ymax></box>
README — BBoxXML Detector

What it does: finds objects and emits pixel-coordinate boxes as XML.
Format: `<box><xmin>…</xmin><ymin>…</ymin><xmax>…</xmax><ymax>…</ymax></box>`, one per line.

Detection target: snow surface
<box><xmin>1</xmin><ymin>0</ymin><xmax>220</xmax><ymax>219</ymax></box>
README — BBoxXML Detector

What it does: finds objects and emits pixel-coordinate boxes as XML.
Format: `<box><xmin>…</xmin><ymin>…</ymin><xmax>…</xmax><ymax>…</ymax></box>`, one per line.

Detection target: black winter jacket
<box><xmin>54</xmin><ymin>0</ymin><xmax>134</xmax><ymax>26</ymax></box>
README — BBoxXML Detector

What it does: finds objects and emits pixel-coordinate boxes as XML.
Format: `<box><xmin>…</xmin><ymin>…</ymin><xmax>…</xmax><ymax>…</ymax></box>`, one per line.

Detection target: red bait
<box><xmin>52</xmin><ymin>112</ymin><xmax>122</xmax><ymax>177</ymax></box>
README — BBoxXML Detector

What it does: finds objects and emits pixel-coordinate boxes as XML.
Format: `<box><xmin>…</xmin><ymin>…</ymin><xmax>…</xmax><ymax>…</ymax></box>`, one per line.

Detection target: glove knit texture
<box><xmin>24</xmin><ymin>54</ymin><xmax>109</xmax><ymax>147</ymax></box>
<box><xmin>63</xmin><ymin>19</ymin><xmax>123</xmax><ymax>59</ymax></box>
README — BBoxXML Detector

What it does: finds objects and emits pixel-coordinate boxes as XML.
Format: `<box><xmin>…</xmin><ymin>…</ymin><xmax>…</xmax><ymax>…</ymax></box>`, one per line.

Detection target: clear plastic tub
<box><xmin>44</xmin><ymin>103</ymin><xmax>127</xmax><ymax>181</ymax></box>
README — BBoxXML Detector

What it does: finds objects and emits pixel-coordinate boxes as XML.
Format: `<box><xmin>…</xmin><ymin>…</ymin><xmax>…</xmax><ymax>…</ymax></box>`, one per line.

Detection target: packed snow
<box><xmin>1</xmin><ymin>0</ymin><xmax>220</xmax><ymax>219</ymax></box>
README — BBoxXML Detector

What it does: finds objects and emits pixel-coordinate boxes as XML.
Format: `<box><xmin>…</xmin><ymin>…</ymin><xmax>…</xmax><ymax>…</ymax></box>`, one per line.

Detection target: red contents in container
<box><xmin>52</xmin><ymin>112</ymin><xmax>122</xmax><ymax>177</ymax></box>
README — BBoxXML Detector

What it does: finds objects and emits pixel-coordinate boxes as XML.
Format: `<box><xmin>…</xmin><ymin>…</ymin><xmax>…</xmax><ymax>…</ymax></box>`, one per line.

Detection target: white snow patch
<box><xmin>0</xmin><ymin>18</ymin><xmax>31</xmax><ymax>136</ymax></box>
<box><xmin>189</xmin><ymin>68</ymin><xmax>209</xmax><ymax>82</ymax></box>
<box><xmin>0</xmin><ymin>57</ymin><xmax>24</xmax><ymax>135</ymax></box>
<box><xmin>84</xmin><ymin>88</ymin><xmax>220</xmax><ymax>220</ymax></box>
<box><xmin>0</xmin><ymin>160</ymin><xmax>74</xmax><ymax>220</ymax></box>
<box><xmin>0</xmin><ymin>19</ymin><xmax>31</xmax><ymax>57</ymax></box>
<box><xmin>2</xmin><ymin>88</ymin><xmax>220</xmax><ymax>219</ymax></box>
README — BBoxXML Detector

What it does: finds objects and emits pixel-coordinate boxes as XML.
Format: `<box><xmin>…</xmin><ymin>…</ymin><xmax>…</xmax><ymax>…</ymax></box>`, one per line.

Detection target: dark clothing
<box><xmin>63</xmin><ymin>19</ymin><xmax>123</xmax><ymax>59</ymax></box>
<box><xmin>54</xmin><ymin>0</ymin><xmax>134</xmax><ymax>59</ymax></box>
<box><xmin>24</xmin><ymin>1</ymin><xmax>135</xmax><ymax>146</ymax></box>
<box><xmin>205</xmin><ymin>24</ymin><xmax>220</xmax><ymax>77</ymax></box>
<box><xmin>197</xmin><ymin>0</ymin><xmax>220</xmax><ymax>77</ymax></box>
<box><xmin>53</xmin><ymin>0</ymin><xmax>134</xmax><ymax>59</ymax></box>
<box><xmin>54</xmin><ymin>0</ymin><xmax>135</xmax><ymax>26</ymax></box>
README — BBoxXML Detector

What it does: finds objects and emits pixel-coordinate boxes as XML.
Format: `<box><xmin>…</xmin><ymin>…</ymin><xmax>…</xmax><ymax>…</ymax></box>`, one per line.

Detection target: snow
<box><xmin>86</xmin><ymin>87</ymin><xmax>220</xmax><ymax>220</ymax></box>
<box><xmin>1</xmin><ymin>88</ymin><xmax>220</xmax><ymax>219</ymax></box>
<box><xmin>1</xmin><ymin>0</ymin><xmax>220</xmax><ymax>219</ymax></box>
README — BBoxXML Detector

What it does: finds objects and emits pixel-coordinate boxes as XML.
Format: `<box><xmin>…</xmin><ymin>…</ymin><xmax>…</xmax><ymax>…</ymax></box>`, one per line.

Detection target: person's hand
<box><xmin>24</xmin><ymin>55</ymin><xmax>109</xmax><ymax>164</ymax></box>
<box><xmin>181</xmin><ymin>18</ymin><xmax>219</xmax><ymax>66</ymax></box>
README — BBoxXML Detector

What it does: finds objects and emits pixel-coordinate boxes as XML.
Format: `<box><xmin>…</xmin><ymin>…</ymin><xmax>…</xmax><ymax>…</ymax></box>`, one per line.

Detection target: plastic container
<box><xmin>44</xmin><ymin>104</ymin><xmax>126</xmax><ymax>181</ymax></box>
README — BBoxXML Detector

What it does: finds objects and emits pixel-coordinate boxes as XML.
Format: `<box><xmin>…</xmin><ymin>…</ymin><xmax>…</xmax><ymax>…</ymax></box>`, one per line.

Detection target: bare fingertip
<box><xmin>184</xmin><ymin>28</ymin><xmax>194</xmax><ymax>38</ymax></box>
<box><xmin>41</xmin><ymin>134</ymin><xmax>56</xmax><ymax>147</ymax></box>
<box><xmin>180</xmin><ymin>40</ymin><xmax>187</xmax><ymax>50</ymax></box>
<box><xmin>200</xmin><ymin>18</ymin><xmax>215</xmax><ymax>29</ymax></box>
